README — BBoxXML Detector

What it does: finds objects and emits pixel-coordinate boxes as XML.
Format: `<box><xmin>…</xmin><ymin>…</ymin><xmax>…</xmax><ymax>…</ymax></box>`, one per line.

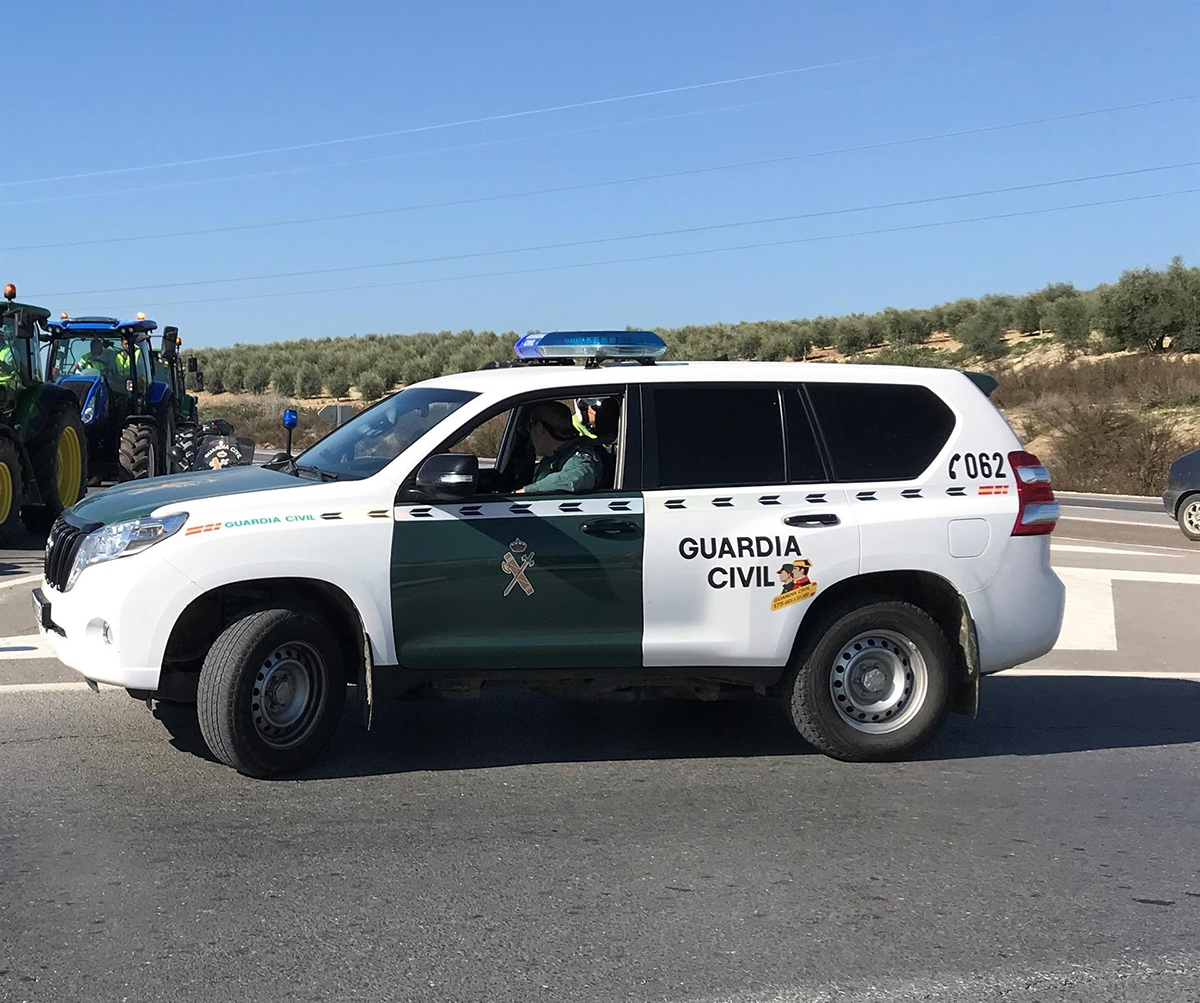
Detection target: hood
<box><xmin>68</xmin><ymin>465</ymin><xmax>308</xmax><ymax>527</ymax></box>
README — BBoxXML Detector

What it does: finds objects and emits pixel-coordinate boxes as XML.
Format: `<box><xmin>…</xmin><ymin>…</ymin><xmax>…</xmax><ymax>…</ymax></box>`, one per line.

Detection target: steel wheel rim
<box><xmin>56</xmin><ymin>426</ymin><xmax>82</xmax><ymax>504</ymax></box>
<box><xmin>252</xmin><ymin>641</ymin><xmax>327</xmax><ymax>750</ymax></box>
<box><xmin>830</xmin><ymin>628</ymin><xmax>929</xmax><ymax>734</ymax></box>
<box><xmin>0</xmin><ymin>462</ymin><xmax>11</xmax><ymax>523</ymax></box>
<box><xmin>1184</xmin><ymin>500</ymin><xmax>1200</xmax><ymax>535</ymax></box>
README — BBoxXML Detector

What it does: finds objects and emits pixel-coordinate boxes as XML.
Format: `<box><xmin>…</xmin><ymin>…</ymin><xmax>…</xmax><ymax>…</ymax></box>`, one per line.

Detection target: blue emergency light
<box><xmin>513</xmin><ymin>330</ymin><xmax>666</xmax><ymax>363</ymax></box>
<box><xmin>282</xmin><ymin>409</ymin><xmax>298</xmax><ymax>429</ymax></box>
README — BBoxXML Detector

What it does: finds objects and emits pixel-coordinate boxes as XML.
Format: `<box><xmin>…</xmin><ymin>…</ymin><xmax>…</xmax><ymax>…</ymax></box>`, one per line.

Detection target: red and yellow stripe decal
<box><xmin>185</xmin><ymin>522</ymin><xmax>222</xmax><ymax>536</ymax></box>
<box><xmin>977</xmin><ymin>484</ymin><xmax>1010</xmax><ymax>496</ymax></box>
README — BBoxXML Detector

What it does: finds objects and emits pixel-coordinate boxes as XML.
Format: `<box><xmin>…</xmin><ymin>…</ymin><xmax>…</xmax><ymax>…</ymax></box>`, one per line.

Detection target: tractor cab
<box><xmin>47</xmin><ymin>314</ymin><xmax>175</xmax><ymax>481</ymax></box>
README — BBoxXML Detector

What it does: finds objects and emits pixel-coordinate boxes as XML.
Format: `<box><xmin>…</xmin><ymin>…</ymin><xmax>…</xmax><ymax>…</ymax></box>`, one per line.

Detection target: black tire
<box><xmin>1177</xmin><ymin>494</ymin><xmax>1200</xmax><ymax>542</ymax></box>
<box><xmin>0</xmin><ymin>434</ymin><xmax>25</xmax><ymax>545</ymax></box>
<box><xmin>197</xmin><ymin>608</ymin><xmax>346</xmax><ymax>777</ymax></box>
<box><xmin>175</xmin><ymin>421</ymin><xmax>200</xmax><ymax>471</ymax></box>
<box><xmin>785</xmin><ymin>600</ymin><xmax>953</xmax><ymax>762</ymax></box>
<box><xmin>118</xmin><ymin>419</ymin><xmax>158</xmax><ymax>481</ymax></box>
<box><xmin>20</xmin><ymin>404</ymin><xmax>88</xmax><ymax>534</ymax></box>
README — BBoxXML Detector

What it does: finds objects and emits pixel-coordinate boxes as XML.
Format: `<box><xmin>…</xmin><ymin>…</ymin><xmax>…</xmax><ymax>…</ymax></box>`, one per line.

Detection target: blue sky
<box><xmin>3</xmin><ymin>0</ymin><xmax>1198</xmax><ymax>348</ymax></box>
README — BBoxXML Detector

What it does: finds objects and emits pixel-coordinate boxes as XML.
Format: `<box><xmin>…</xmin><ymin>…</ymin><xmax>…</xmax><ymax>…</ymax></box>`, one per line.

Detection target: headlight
<box><xmin>81</xmin><ymin>399</ymin><xmax>95</xmax><ymax>423</ymax></box>
<box><xmin>66</xmin><ymin>512</ymin><xmax>188</xmax><ymax>591</ymax></box>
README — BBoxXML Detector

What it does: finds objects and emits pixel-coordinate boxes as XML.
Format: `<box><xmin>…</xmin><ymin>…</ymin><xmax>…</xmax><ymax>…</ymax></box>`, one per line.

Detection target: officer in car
<box><xmin>573</xmin><ymin>397</ymin><xmax>603</xmax><ymax>439</ymax></box>
<box><xmin>517</xmin><ymin>401</ymin><xmax>604</xmax><ymax>494</ymax></box>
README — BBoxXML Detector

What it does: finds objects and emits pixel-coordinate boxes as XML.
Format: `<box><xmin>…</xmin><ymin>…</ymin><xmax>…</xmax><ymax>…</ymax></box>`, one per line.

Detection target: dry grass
<box><xmin>196</xmin><ymin>392</ymin><xmax>356</xmax><ymax>451</ymax></box>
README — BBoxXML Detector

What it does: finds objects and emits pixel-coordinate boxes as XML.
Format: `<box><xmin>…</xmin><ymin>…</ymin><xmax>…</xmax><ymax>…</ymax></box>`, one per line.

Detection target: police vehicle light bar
<box><xmin>513</xmin><ymin>330</ymin><xmax>666</xmax><ymax>362</ymax></box>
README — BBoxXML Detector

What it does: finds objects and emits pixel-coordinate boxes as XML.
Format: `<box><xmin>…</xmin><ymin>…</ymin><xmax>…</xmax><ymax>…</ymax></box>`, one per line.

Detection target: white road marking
<box><xmin>0</xmin><ymin>632</ymin><xmax>52</xmax><ymax>660</ymax></box>
<box><xmin>1050</xmin><ymin>566</ymin><xmax>1200</xmax><ymax>652</ymax></box>
<box><xmin>0</xmin><ymin>681</ymin><xmax>119</xmax><ymax>693</ymax></box>
<box><xmin>1053</xmin><ymin>568</ymin><xmax>1117</xmax><ymax>650</ymax></box>
<box><xmin>0</xmin><ymin>574</ymin><xmax>40</xmax><ymax>590</ymax></box>
<box><xmin>1051</xmin><ymin>543</ymin><xmax>1181</xmax><ymax>557</ymax></box>
<box><xmin>998</xmin><ymin>668</ymin><xmax>1200</xmax><ymax>681</ymax></box>
<box><xmin>1053</xmin><ymin>536</ymin><xmax>1198</xmax><ymax>555</ymax></box>
<box><xmin>1057</xmin><ymin>514</ymin><xmax>1176</xmax><ymax>529</ymax></box>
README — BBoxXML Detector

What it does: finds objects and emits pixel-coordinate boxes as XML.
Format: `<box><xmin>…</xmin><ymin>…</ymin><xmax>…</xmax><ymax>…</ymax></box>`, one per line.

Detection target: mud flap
<box><xmin>953</xmin><ymin>598</ymin><xmax>981</xmax><ymax>717</ymax></box>
<box><xmin>358</xmin><ymin>630</ymin><xmax>374</xmax><ymax>730</ymax></box>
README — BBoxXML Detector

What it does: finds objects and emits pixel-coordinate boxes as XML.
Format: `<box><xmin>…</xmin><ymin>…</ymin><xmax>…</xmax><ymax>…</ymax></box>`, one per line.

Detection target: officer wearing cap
<box><xmin>518</xmin><ymin>400</ymin><xmax>604</xmax><ymax>494</ymax></box>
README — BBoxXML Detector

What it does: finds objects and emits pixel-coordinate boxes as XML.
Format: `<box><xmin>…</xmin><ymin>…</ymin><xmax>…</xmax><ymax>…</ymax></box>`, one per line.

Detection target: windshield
<box><xmin>50</xmin><ymin>335</ymin><xmax>124</xmax><ymax>388</ymax></box>
<box><xmin>296</xmin><ymin>385</ymin><xmax>478</xmax><ymax>480</ymax></box>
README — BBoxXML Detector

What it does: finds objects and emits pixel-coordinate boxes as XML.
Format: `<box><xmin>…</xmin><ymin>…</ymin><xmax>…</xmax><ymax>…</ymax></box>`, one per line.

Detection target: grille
<box><xmin>44</xmin><ymin>517</ymin><xmax>88</xmax><ymax>591</ymax></box>
<box><xmin>64</xmin><ymin>382</ymin><xmax>91</xmax><ymax>407</ymax></box>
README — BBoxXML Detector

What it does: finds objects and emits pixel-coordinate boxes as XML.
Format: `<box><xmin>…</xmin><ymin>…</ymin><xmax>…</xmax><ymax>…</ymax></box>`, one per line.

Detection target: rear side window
<box><xmin>652</xmin><ymin>386</ymin><xmax>784</xmax><ymax>488</ymax></box>
<box><xmin>807</xmin><ymin>382</ymin><xmax>956</xmax><ymax>481</ymax></box>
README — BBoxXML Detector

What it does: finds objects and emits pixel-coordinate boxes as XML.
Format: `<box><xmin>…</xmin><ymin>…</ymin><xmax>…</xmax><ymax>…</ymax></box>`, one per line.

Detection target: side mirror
<box><xmin>415</xmin><ymin>453</ymin><xmax>478</xmax><ymax>501</ymax></box>
<box><xmin>186</xmin><ymin>357</ymin><xmax>198</xmax><ymax>373</ymax></box>
<box><xmin>161</xmin><ymin>326</ymin><xmax>179</xmax><ymax>361</ymax></box>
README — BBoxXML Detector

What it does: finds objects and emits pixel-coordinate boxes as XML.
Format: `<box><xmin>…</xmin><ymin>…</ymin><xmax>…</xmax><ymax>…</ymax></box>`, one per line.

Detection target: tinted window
<box><xmin>807</xmin><ymin>382</ymin><xmax>955</xmax><ymax>481</ymax></box>
<box><xmin>653</xmin><ymin>387</ymin><xmax>784</xmax><ymax>488</ymax></box>
<box><xmin>782</xmin><ymin>390</ymin><xmax>827</xmax><ymax>483</ymax></box>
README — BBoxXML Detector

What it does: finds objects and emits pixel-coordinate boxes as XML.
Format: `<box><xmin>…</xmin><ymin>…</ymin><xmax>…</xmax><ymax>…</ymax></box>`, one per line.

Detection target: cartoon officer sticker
<box><xmin>771</xmin><ymin>559</ymin><xmax>817</xmax><ymax>610</ymax></box>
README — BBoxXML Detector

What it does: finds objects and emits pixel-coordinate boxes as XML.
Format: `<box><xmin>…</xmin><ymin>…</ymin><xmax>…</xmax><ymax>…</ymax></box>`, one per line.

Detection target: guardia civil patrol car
<box><xmin>33</xmin><ymin>331</ymin><xmax>1065</xmax><ymax>777</ymax></box>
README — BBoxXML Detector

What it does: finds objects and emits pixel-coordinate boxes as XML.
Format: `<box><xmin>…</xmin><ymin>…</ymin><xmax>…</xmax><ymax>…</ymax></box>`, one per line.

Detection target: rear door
<box><xmin>391</xmin><ymin>389</ymin><xmax>644</xmax><ymax>671</ymax></box>
<box><xmin>640</xmin><ymin>383</ymin><xmax>860</xmax><ymax>668</ymax></box>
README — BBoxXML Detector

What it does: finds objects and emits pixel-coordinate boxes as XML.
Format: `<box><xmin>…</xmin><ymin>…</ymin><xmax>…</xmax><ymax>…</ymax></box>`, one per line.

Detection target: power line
<box><xmin>92</xmin><ymin>189</ymin><xmax>1198</xmax><ymax>311</ymax></box>
<box><xmin>31</xmin><ymin>162</ymin><xmax>1199</xmax><ymax>298</ymax></box>
<box><xmin>3</xmin><ymin>88</ymin><xmax>1192</xmax><ymax>212</ymax></box>
<box><xmin>7</xmin><ymin>95</ymin><xmax>1197</xmax><ymax>251</ymax></box>
<box><xmin>0</xmin><ymin>42</ymin><xmax>963</xmax><ymax>188</ymax></box>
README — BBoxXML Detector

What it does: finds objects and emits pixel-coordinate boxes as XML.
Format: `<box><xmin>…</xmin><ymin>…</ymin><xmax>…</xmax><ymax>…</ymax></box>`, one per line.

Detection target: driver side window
<box><xmin>442</xmin><ymin>391</ymin><xmax>625</xmax><ymax>497</ymax></box>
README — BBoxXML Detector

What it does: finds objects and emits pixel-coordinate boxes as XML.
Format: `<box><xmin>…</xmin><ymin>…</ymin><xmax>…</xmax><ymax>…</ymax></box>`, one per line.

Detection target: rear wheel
<box><xmin>20</xmin><ymin>404</ymin><xmax>87</xmax><ymax>533</ymax></box>
<box><xmin>1178</xmin><ymin>495</ymin><xmax>1200</xmax><ymax>542</ymax></box>
<box><xmin>197</xmin><ymin>608</ymin><xmax>347</xmax><ymax>777</ymax></box>
<box><xmin>118</xmin><ymin>420</ymin><xmax>158</xmax><ymax>480</ymax></box>
<box><xmin>785</xmin><ymin>601</ymin><xmax>953</xmax><ymax>761</ymax></box>
<box><xmin>0</xmin><ymin>435</ymin><xmax>25</xmax><ymax>544</ymax></box>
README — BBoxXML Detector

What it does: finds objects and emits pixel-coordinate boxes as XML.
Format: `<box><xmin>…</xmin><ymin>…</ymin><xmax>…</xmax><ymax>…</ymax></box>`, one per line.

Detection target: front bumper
<box><xmin>34</xmin><ymin>552</ymin><xmax>202</xmax><ymax>690</ymax></box>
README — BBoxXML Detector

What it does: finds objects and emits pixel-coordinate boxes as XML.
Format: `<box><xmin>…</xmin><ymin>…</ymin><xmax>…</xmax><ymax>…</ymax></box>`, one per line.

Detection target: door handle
<box><xmin>581</xmin><ymin>518</ymin><xmax>641</xmax><ymax>539</ymax></box>
<box><xmin>783</xmin><ymin>512</ymin><xmax>840</xmax><ymax>527</ymax></box>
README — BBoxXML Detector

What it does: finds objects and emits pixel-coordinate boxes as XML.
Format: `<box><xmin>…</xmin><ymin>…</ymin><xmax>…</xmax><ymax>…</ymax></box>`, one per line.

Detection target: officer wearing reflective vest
<box><xmin>0</xmin><ymin>341</ymin><xmax>17</xmax><ymax>389</ymax></box>
<box><xmin>115</xmin><ymin>334</ymin><xmax>143</xmax><ymax>390</ymax></box>
<box><xmin>75</xmin><ymin>338</ymin><xmax>116</xmax><ymax>378</ymax></box>
<box><xmin>517</xmin><ymin>400</ymin><xmax>604</xmax><ymax>494</ymax></box>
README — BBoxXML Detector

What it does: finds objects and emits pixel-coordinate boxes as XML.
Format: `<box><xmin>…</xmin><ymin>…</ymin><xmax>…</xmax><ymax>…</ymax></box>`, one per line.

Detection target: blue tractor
<box><xmin>46</xmin><ymin>315</ymin><xmax>176</xmax><ymax>481</ymax></box>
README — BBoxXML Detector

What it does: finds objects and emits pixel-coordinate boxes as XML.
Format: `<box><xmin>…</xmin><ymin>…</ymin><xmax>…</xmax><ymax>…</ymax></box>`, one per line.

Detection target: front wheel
<box><xmin>197</xmin><ymin>608</ymin><xmax>346</xmax><ymax>777</ymax></box>
<box><xmin>785</xmin><ymin>601</ymin><xmax>953</xmax><ymax>761</ymax></box>
<box><xmin>118</xmin><ymin>420</ymin><xmax>158</xmax><ymax>480</ymax></box>
<box><xmin>1178</xmin><ymin>495</ymin><xmax>1200</xmax><ymax>542</ymax></box>
<box><xmin>20</xmin><ymin>404</ymin><xmax>87</xmax><ymax>533</ymax></box>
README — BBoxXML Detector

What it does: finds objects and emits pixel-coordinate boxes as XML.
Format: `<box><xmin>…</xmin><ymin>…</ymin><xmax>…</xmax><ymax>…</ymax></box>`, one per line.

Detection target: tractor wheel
<box><xmin>0</xmin><ymin>435</ymin><xmax>25</xmax><ymax>545</ymax></box>
<box><xmin>20</xmin><ymin>405</ymin><xmax>88</xmax><ymax>534</ymax></box>
<box><xmin>118</xmin><ymin>420</ymin><xmax>159</xmax><ymax>481</ymax></box>
<box><xmin>174</xmin><ymin>422</ymin><xmax>200</xmax><ymax>472</ymax></box>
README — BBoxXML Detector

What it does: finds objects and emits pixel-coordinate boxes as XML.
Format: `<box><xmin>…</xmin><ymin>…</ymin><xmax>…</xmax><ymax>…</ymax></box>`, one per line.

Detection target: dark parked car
<box><xmin>1164</xmin><ymin>448</ymin><xmax>1200</xmax><ymax>541</ymax></box>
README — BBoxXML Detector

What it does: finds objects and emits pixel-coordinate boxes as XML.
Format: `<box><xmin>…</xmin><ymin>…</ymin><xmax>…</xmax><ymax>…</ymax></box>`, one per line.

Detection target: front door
<box><xmin>390</xmin><ymin>390</ymin><xmax>643</xmax><ymax>671</ymax></box>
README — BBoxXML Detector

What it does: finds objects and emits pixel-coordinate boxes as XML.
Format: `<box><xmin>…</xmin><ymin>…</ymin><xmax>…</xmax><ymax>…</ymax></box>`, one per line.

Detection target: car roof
<box><xmin>422</xmin><ymin>360</ymin><xmax>976</xmax><ymax>395</ymax></box>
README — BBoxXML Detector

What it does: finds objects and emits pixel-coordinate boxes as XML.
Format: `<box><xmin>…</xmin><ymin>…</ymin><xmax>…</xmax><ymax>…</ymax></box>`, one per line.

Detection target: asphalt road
<box><xmin>1</xmin><ymin>498</ymin><xmax>1198</xmax><ymax>1003</ymax></box>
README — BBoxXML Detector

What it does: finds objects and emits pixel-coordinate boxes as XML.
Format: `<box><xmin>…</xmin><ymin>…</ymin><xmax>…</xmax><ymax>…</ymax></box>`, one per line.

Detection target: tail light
<box><xmin>1008</xmin><ymin>450</ymin><xmax>1058</xmax><ymax>536</ymax></box>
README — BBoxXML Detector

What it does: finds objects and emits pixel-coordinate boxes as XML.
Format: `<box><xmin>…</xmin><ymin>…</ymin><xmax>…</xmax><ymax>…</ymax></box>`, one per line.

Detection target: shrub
<box><xmin>955</xmin><ymin>308</ymin><xmax>1008</xmax><ymax>360</ymax></box>
<box><xmin>357</xmin><ymin>368</ymin><xmax>387</xmax><ymax>401</ymax></box>
<box><xmin>1096</xmin><ymin>256</ymin><xmax>1200</xmax><ymax>352</ymax></box>
<box><xmin>1043</xmin><ymin>403</ymin><xmax>1186</xmax><ymax>494</ymax></box>
<box><xmin>223</xmin><ymin>363</ymin><xmax>245</xmax><ymax>393</ymax></box>
<box><xmin>1045</xmin><ymin>295</ymin><xmax>1092</xmax><ymax>349</ymax></box>
<box><xmin>295</xmin><ymin>363</ymin><xmax>323</xmax><ymax>398</ymax></box>
<box><xmin>272</xmin><ymin>364</ymin><xmax>297</xmax><ymax>397</ymax></box>
<box><xmin>833</xmin><ymin>315</ymin><xmax>870</xmax><ymax>355</ymax></box>
<box><xmin>400</xmin><ymin>356</ymin><xmax>440</xmax><ymax>386</ymax></box>
<box><xmin>244</xmin><ymin>363</ymin><xmax>271</xmax><ymax>394</ymax></box>
<box><xmin>325</xmin><ymin>368</ymin><xmax>352</xmax><ymax>398</ymax></box>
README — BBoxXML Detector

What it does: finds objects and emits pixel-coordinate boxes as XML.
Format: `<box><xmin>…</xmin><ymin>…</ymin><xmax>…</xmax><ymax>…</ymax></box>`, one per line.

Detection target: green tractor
<box><xmin>157</xmin><ymin>325</ymin><xmax>205</xmax><ymax>470</ymax></box>
<box><xmin>0</xmin><ymin>283</ymin><xmax>88</xmax><ymax>542</ymax></box>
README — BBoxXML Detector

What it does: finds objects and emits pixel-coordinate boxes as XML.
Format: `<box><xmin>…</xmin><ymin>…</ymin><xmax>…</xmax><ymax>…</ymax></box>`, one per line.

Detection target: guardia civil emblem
<box><xmin>501</xmin><ymin>538</ymin><xmax>536</xmax><ymax>597</ymax></box>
